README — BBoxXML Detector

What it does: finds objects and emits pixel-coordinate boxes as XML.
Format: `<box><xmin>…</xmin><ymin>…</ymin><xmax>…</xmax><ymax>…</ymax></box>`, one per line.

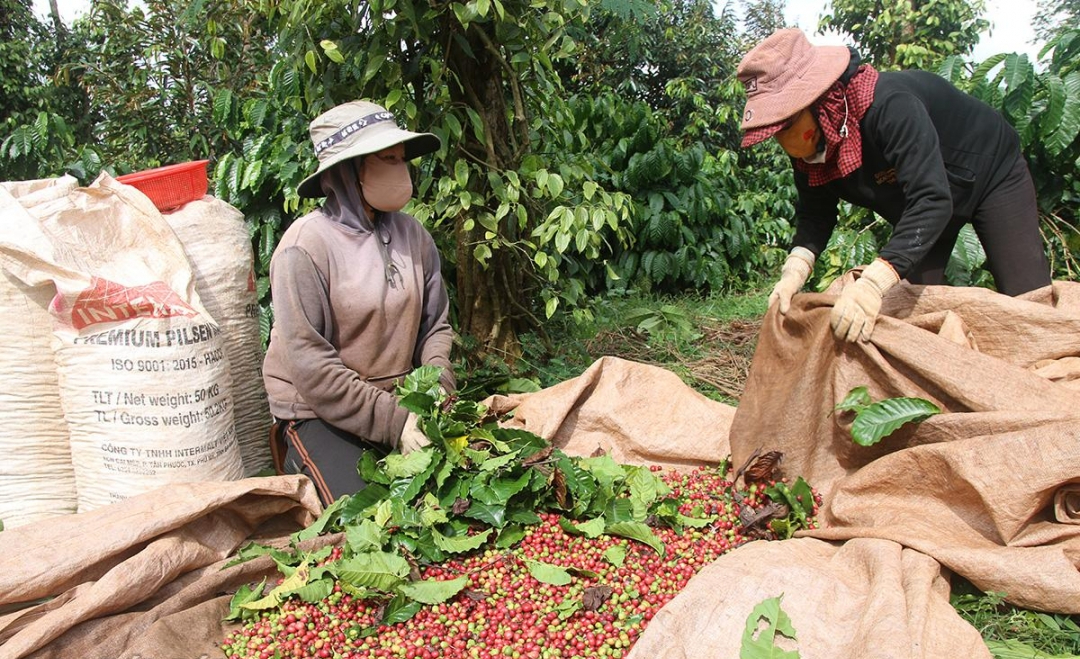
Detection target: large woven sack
<box><xmin>0</xmin><ymin>173</ymin><xmax>243</xmax><ymax>513</ymax></box>
<box><xmin>162</xmin><ymin>196</ymin><xmax>272</xmax><ymax>475</ymax></box>
<box><xmin>0</xmin><ymin>178</ymin><xmax>79</xmax><ymax>528</ymax></box>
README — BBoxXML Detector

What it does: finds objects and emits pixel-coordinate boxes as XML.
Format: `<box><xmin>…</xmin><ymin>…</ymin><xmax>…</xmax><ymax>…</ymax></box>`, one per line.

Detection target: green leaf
<box><xmin>292</xmin><ymin>496</ymin><xmax>348</xmax><ymax>542</ymax></box>
<box><xmin>345</xmin><ymin>519</ymin><xmax>388</xmax><ymax>553</ymax></box>
<box><xmin>332</xmin><ymin>552</ymin><xmax>410</xmax><ymax>592</ymax></box>
<box><xmin>557</xmin><ymin>597</ymin><xmax>582</xmax><ymax>620</ymax></box>
<box><xmin>432</xmin><ymin>527</ymin><xmax>492</xmax><ymax>553</ymax></box>
<box><xmin>224</xmin><ymin>578</ymin><xmax>266</xmax><ymax>621</ymax></box>
<box><xmin>850</xmin><ymin>397</ymin><xmax>942</xmax><ymax>447</ymax></box>
<box><xmin>604</xmin><ymin>521</ymin><xmax>664</xmax><ymax>556</ymax></box>
<box><xmin>362</xmin><ymin>53</ymin><xmax>387</xmax><ymax>85</ymax></box>
<box><xmin>397</xmin><ymin>575</ymin><xmax>468</xmax><ymax>605</ymax></box>
<box><xmin>382</xmin><ymin>593</ymin><xmax>423</xmax><ymax>625</ymax></box>
<box><xmin>740</xmin><ymin>595</ymin><xmax>799</xmax><ymax>659</ymax></box>
<box><xmin>495</xmin><ymin>524</ymin><xmax>527</xmax><ymax>548</ymax></box>
<box><xmin>834</xmin><ymin>386</ymin><xmax>872</xmax><ymax>413</ymax></box>
<box><xmin>525</xmin><ymin>559</ymin><xmax>573</xmax><ymax>586</ymax></box>
<box><xmin>462</xmin><ymin>500</ymin><xmax>507</xmax><ymax>528</ymax></box>
<box><xmin>320</xmin><ymin>39</ymin><xmax>344</xmax><ymax>64</ymax></box>
<box><xmin>984</xmin><ymin>638</ymin><xmax>1080</xmax><ymax>658</ymax></box>
<box><xmin>241</xmin><ymin>561</ymin><xmax>313</xmax><ymax>610</ymax></box>
<box><xmin>222</xmin><ymin>542</ymin><xmax>294</xmax><ymax>569</ymax></box>
<box><xmin>293</xmin><ymin>577</ymin><xmax>335</xmax><ymax>603</ymax></box>
<box><xmin>558</xmin><ymin>516</ymin><xmax>606</xmax><ymax>538</ymax></box>
<box><xmin>603</xmin><ymin>545</ymin><xmax>627</xmax><ymax>567</ymax></box>
<box><xmin>384</xmin><ymin>449</ymin><xmax>434</xmax><ymax>479</ymax></box>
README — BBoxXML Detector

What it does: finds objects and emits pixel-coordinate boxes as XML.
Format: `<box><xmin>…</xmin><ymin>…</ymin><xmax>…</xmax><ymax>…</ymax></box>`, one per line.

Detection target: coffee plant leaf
<box><xmin>604</xmin><ymin>498</ymin><xmax>636</xmax><ymax>525</ymax></box>
<box><xmin>396</xmin><ymin>575</ymin><xmax>468</xmax><ymax>605</ymax></box>
<box><xmin>338</xmin><ymin>483</ymin><xmax>390</xmax><ymax>525</ymax></box>
<box><xmin>492</xmin><ymin>427</ymin><xmax>550</xmax><ymax>456</ymax></box>
<box><xmin>626</xmin><ymin>465</ymin><xmax>672</xmax><ymax>504</ymax></box>
<box><xmin>293</xmin><ymin>577</ymin><xmax>334</xmax><ymax>604</ymax></box>
<box><xmin>332</xmin><ymin>552</ymin><xmax>410</xmax><ymax>592</ymax></box>
<box><xmin>677</xmin><ymin>513</ymin><xmax>713</xmax><ymax>529</ymax></box>
<box><xmin>764</xmin><ymin>477</ymin><xmax>814</xmax><ymax>528</ymax></box>
<box><xmin>434</xmin><ymin>459</ymin><xmax>456</xmax><ymax>490</ymax></box>
<box><xmin>559</xmin><ymin>516</ymin><xmax>606</xmax><ymax>538</ymax></box>
<box><xmin>398</xmin><ymin>391</ymin><xmax>438</xmax><ymax>416</ymax></box>
<box><xmin>568</xmin><ymin>567</ymin><xmax>602</xmax><ymax>580</ymax></box>
<box><xmin>292</xmin><ymin>495</ymin><xmax>349</xmax><ymax>543</ymax></box>
<box><xmin>834</xmin><ymin>386</ymin><xmax>872</xmax><ymax>413</ymax></box>
<box><xmin>373</xmin><ymin>500</ymin><xmax>393</xmax><ymax>527</ymax></box>
<box><xmin>418</xmin><ymin>495</ymin><xmax>449</xmax><ymax>527</ymax></box>
<box><xmin>381</xmin><ymin>593</ymin><xmax>422</xmax><ymax>625</ymax></box>
<box><xmin>557</xmin><ymin>597</ymin><xmax>583</xmax><ymax>620</ymax></box>
<box><xmin>478</xmin><ymin>450</ymin><xmax>521</xmax><ymax>473</ymax></box>
<box><xmin>242</xmin><ymin>561</ymin><xmax>313</xmax><ymax>611</ymax></box>
<box><xmin>525</xmin><ymin>559</ymin><xmax>573</xmax><ymax>586</ymax></box>
<box><xmin>396</xmin><ymin>454</ymin><xmax>443</xmax><ymax>503</ymax></box>
<box><xmin>494</xmin><ymin>524</ymin><xmax>527</xmax><ymax>548</ymax></box>
<box><xmin>223</xmin><ymin>542</ymin><xmax>294</xmax><ymax>569</ymax></box>
<box><xmin>492</xmin><ymin>470</ymin><xmax>534</xmax><ymax>500</ymax></box>
<box><xmin>358</xmin><ymin>451</ymin><xmax>393</xmax><ymax>486</ymax></box>
<box><xmin>603</xmin><ymin>545</ymin><xmax>627</xmax><ymax>567</ymax></box>
<box><xmin>384</xmin><ymin>450</ymin><xmax>435</xmax><ymax>480</ymax></box>
<box><xmin>850</xmin><ymin>398</ymin><xmax>942</xmax><ymax>447</ymax></box>
<box><xmin>462</xmin><ymin>500</ymin><xmax>507</xmax><ymax>528</ymax></box>
<box><xmin>224</xmin><ymin>577</ymin><xmax>266</xmax><ymax>621</ymax></box>
<box><xmin>432</xmin><ymin>527</ymin><xmax>493</xmax><ymax>554</ymax></box>
<box><xmin>346</xmin><ymin>519</ymin><xmax>389</xmax><ymax>553</ymax></box>
<box><xmin>556</xmin><ymin>456</ymin><xmax>598</xmax><ymax>512</ymax></box>
<box><xmin>604</xmin><ymin>521</ymin><xmax>665</xmax><ymax>556</ymax></box>
<box><xmin>578</xmin><ymin>454</ymin><xmax>627</xmax><ymax>492</ymax></box>
<box><xmin>740</xmin><ymin>595</ymin><xmax>800</xmax><ymax>659</ymax></box>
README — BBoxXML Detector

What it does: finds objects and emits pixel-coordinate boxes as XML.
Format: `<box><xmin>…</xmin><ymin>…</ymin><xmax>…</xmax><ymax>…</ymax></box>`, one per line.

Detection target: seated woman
<box><xmin>262</xmin><ymin>99</ymin><xmax>455</xmax><ymax>506</ymax></box>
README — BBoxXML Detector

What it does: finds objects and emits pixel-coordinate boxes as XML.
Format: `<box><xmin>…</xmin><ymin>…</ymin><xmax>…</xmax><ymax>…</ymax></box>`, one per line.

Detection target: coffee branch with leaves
<box><xmin>226</xmin><ymin>365</ymin><xmax>719</xmax><ymax>627</ymax></box>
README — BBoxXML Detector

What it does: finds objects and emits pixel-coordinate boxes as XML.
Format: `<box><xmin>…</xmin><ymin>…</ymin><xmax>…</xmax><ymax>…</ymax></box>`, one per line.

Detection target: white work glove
<box><xmin>830</xmin><ymin>258</ymin><xmax>900</xmax><ymax>342</ymax></box>
<box><xmin>768</xmin><ymin>247</ymin><xmax>816</xmax><ymax>315</ymax></box>
<box><xmin>398</xmin><ymin>412</ymin><xmax>431</xmax><ymax>455</ymax></box>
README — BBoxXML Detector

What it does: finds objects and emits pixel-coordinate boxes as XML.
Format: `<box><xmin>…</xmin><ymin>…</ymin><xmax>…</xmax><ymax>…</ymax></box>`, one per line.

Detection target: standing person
<box><xmin>263</xmin><ymin>99</ymin><xmax>456</xmax><ymax>506</ymax></box>
<box><xmin>738</xmin><ymin>28</ymin><xmax>1051</xmax><ymax>342</ymax></box>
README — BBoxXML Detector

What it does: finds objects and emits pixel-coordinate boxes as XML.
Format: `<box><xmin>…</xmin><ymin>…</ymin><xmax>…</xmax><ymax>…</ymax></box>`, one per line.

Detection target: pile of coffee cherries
<box><xmin>222</xmin><ymin>465</ymin><xmax>817</xmax><ymax>659</ymax></box>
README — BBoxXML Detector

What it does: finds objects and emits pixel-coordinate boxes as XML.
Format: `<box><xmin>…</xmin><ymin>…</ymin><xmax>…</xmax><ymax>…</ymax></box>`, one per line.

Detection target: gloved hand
<box><xmin>830</xmin><ymin>258</ymin><xmax>900</xmax><ymax>342</ymax></box>
<box><xmin>398</xmin><ymin>412</ymin><xmax>431</xmax><ymax>454</ymax></box>
<box><xmin>769</xmin><ymin>247</ymin><xmax>816</xmax><ymax>314</ymax></box>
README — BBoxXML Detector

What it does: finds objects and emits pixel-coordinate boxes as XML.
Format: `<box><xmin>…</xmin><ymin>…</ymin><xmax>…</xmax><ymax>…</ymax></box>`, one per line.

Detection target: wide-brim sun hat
<box><xmin>737</xmin><ymin>29</ymin><xmax>850</xmax><ymax>147</ymax></box>
<box><xmin>297</xmin><ymin>100</ymin><xmax>442</xmax><ymax>198</ymax></box>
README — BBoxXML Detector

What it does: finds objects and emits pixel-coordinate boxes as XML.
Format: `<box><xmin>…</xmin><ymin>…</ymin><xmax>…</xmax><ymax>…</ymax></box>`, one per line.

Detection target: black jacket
<box><xmin>792</xmin><ymin>70</ymin><xmax>1021</xmax><ymax>276</ymax></box>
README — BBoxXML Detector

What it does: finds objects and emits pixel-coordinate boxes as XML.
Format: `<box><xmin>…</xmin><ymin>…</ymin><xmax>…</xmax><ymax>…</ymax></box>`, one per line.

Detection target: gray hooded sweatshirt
<box><xmin>262</xmin><ymin>160</ymin><xmax>455</xmax><ymax>449</ymax></box>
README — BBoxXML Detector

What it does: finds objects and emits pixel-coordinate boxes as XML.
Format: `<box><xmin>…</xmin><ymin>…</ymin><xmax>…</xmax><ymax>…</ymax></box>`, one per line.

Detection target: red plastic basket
<box><xmin>116</xmin><ymin>160</ymin><xmax>209</xmax><ymax>212</ymax></box>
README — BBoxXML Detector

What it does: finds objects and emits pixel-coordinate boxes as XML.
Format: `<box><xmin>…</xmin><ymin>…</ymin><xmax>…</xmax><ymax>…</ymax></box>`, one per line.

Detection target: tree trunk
<box><xmin>445</xmin><ymin>22</ymin><xmax>528</xmax><ymax>364</ymax></box>
<box><xmin>48</xmin><ymin>0</ymin><xmax>65</xmax><ymax>46</ymax></box>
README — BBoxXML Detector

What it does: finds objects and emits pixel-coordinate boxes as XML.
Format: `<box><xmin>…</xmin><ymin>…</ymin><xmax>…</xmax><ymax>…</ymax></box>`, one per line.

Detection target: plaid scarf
<box><xmin>795</xmin><ymin>65</ymin><xmax>879</xmax><ymax>186</ymax></box>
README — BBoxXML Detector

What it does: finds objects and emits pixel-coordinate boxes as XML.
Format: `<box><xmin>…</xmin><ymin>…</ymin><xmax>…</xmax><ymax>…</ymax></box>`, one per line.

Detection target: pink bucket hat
<box><xmin>737</xmin><ymin>29</ymin><xmax>850</xmax><ymax>147</ymax></box>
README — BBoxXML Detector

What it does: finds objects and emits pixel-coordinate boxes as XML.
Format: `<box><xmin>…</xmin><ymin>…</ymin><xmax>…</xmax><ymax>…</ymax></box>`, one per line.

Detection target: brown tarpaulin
<box><xmin>0</xmin><ymin>476</ymin><xmax>323</xmax><ymax>659</ymax></box>
<box><xmin>625</xmin><ymin>281</ymin><xmax>1080</xmax><ymax>658</ymax></box>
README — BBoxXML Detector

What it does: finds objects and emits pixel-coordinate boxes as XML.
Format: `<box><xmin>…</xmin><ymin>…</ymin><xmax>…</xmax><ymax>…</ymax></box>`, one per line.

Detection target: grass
<box><xmin>503</xmin><ymin>288</ymin><xmax>1079</xmax><ymax>659</ymax></box>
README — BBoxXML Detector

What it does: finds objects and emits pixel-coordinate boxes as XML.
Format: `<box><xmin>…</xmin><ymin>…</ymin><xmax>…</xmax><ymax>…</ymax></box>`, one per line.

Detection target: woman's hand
<box><xmin>830</xmin><ymin>258</ymin><xmax>900</xmax><ymax>342</ymax></box>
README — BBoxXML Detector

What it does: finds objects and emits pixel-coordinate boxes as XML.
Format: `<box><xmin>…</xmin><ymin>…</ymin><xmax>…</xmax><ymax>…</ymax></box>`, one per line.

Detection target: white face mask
<box><xmin>802</xmin><ymin>149</ymin><xmax>827</xmax><ymax>164</ymax></box>
<box><xmin>359</xmin><ymin>153</ymin><xmax>412</xmax><ymax>212</ymax></box>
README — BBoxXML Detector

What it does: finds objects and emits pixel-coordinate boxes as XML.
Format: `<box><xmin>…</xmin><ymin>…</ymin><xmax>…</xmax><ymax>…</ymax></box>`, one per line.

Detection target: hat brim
<box><xmin>297</xmin><ymin>128</ymin><xmax>441</xmax><ymax>199</ymax></box>
<box><xmin>741</xmin><ymin>122</ymin><xmax>787</xmax><ymax>148</ymax></box>
<box><xmin>739</xmin><ymin>45</ymin><xmax>851</xmax><ymax>133</ymax></box>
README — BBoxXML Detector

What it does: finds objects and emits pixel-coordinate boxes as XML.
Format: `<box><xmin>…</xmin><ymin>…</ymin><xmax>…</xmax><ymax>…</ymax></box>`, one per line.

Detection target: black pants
<box><xmin>271</xmin><ymin>418</ymin><xmax>386</xmax><ymax>507</ymax></box>
<box><xmin>905</xmin><ymin>156</ymin><xmax>1051</xmax><ymax>295</ymax></box>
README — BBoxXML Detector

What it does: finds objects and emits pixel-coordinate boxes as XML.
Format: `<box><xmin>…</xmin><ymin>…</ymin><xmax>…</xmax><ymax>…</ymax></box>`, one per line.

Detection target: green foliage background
<box><xmin>2</xmin><ymin>0</ymin><xmax>1079</xmax><ymax>347</ymax></box>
